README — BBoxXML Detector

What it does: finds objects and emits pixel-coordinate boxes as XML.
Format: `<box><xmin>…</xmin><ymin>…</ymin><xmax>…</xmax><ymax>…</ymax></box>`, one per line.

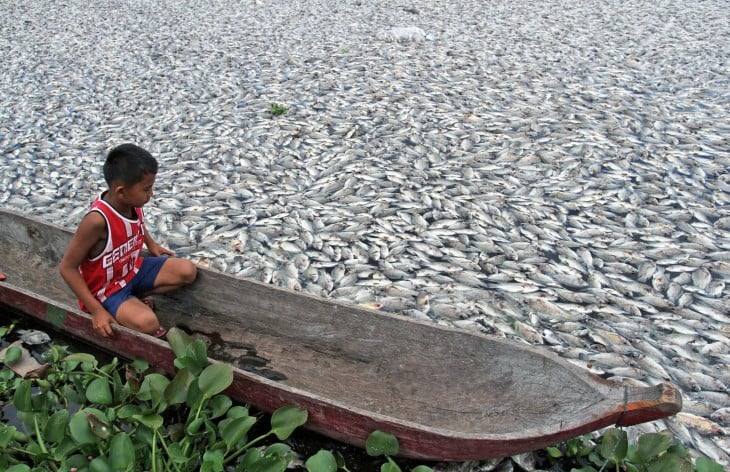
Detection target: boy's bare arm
<box><xmin>144</xmin><ymin>230</ymin><xmax>174</xmax><ymax>257</ymax></box>
<box><xmin>59</xmin><ymin>212</ymin><xmax>116</xmax><ymax>337</ymax></box>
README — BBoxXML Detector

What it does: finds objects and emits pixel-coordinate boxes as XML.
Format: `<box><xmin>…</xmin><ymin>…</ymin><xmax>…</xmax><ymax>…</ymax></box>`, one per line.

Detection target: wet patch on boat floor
<box><xmin>174</xmin><ymin>322</ymin><xmax>287</xmax><ymax>381</ymax></box>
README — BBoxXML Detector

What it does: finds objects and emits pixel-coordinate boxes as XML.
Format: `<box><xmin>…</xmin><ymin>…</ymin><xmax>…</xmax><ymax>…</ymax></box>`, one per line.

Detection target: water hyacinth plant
<box><xmin>0</xmin><ymin>323</ymin><xmax>723</xmax><ymax>472</ymax></box>
<box><xmin>543</xmin><ymin>428</ymin><xmax>723</xmax><ymax>472</ymax></box>
<box><xmin>0</xmin><ymin>326</ymin><xmax>309</xmax><ymax>471</ymax></box>
<box><xmin>0</xmin><ymin>325</ymin><xmax>434</xmax><ymax>472</ymax></box>
<box><xmin>269</xmin><ymin>103</ymin><xmax>288</xmax><ymax>116</ymax></box>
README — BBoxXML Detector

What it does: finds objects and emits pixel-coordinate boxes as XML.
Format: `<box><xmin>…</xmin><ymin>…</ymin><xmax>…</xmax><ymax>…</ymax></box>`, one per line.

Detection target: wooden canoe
<box><xmin>0</xmin><ymin>208</ymin><xmax>682</xmax><ymax>461</ymax></box>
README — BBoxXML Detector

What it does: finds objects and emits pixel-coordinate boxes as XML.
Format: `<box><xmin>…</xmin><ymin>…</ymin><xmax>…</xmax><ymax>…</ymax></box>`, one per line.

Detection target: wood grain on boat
<box><xmin>0</xmin><ymin>209</ymin><xmax>682</xmax><ymax>460</ymax></box>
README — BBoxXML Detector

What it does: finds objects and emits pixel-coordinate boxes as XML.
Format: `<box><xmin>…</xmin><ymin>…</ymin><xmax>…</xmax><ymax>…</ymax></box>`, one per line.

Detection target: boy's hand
<box><xmin>148</xmin><ymin>242</ymin><xmax>174</xmax><ymax>257</ymax></box>
<box><xmin>91</xmin><ymin>309</ymin><xmax>117</xmax><ymax>337</ymax></box>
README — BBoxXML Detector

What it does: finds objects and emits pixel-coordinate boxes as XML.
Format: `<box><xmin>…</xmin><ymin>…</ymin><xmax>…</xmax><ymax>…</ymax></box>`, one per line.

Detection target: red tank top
<box><xmin>78</xmin><ymin>193</ymin><xmax>145</xmax><ymax>310</ymax></box>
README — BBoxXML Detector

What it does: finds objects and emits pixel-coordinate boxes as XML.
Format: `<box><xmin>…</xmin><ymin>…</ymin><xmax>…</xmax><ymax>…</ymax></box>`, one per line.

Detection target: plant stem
<box><xmin>152</xmin><ymin>429</ymin><xmax>158</xmax><ymax>472</ymax></box>
<box><xmin>157</xmin><ymin>432</ymin><xmax>182</xmax><ymax>472</ymax></box>
<box><xmin>33</xmin><ymin>414</ymin><xmax>48</xmax><ymax>455</ymax></box>
<box><xmin>193</xmin><ymin>397</ymin><xmax>205</xmax><ymax>420</ymax></box>
<box><xmin>223</xmin><ymin>431</ymin><xmax>271</xmax><ymax>466</ymax></box>
<box><xmin>181</xmin><ymin>399</ymin><xmax>206</xmax><ymax>458</ymax></box>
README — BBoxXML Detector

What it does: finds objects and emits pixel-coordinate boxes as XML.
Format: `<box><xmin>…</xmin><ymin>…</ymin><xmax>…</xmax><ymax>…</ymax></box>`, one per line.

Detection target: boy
<box><xmin>59</xmin><ymin>143</ymin><xmax>197</xmax><ymax>338</ymax></box>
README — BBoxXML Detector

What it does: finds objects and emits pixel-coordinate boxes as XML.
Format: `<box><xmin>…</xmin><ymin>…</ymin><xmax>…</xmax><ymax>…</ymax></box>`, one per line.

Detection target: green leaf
<box><xmin>0</xmin><ymin>367</ymin><xmax>15</xmax><ymax>381</ymax></box>
<box><xmin>248</xmin><ymin>455</ymin><xmax>288</xmax><ymax>472</ymax></box>
<box><xmin>221</xmin><ymin>415</ymin><xmax>256</xmax><ymax>450</ymax></box>
<box><xmin>202</xmin><ymin>448</ymin><xmax>225</xmax><ymax>472</ymax></box>
<box><xmin>132</xmin><ymin>414</ymin><xmax>163</xmax><ymax>430</ymax></box>
<box><xmin>87</xmin><ymin>411</ymin><xmax>112</xmax><ymax>439</ymax></box>
<box><xmin>265</xmin><ymin>442</ymin><xmax>294</xmax><ymax>460</ymax></box>
<box><xmin>61</xmin><ymin>383</ymin><xmax>86</xmax><ymax>404</ymax></box>
<box><xmin>16</xmin><ymin>410</ymin><xmax>37</xmax><ymax>427</ymax></box>
<box><xmin>100</xmin><ymin>357</ymin><xmax>119</xmax><ymax>375</ymax></box>
<box><xmin>135</xmin><ymin>425</ymin><xmax>154</xmax><ymax>446</ymax></box>
<box><xmin>31</xmin><ymin>387</ymin><xmax>54</xmax><ymax>411</ymax></box>
<box><xmin>599</xmin><ymin>428</ymin><xmax>627</xmax><ymax>464</ymax></box>
<box><xmin>546</xmin><ymin>446</ymin><xmax>563</xmax><ymax>458</ymax></box>
<box><xmin>186</xmin><ymin>339</ymin><xmax>209</xmax><ymax>365</ymax></box>
<box><xmin>628</xmin><ymin>432</ymin><xmax>671</xmax><ymax>464</ymax></box>
<box><xmin>63</xmin><ymin>353</ymin><xmax>98</xmax><ymax>365</ymax></box>
<box><xmin>227</xmin><ymin>405</ymin><xmax>250</xmax><ymax>419</ymax></box>
<box><xmin>695</xmin><ymin>457</ymin><xmax>724</xmax><ymax>472</ymax></box>
<box><xmin>64</xmin><ymin>454</ymin><xmax>91</xmax><ymax>470</ymax></box>
<box><xmin>646</xmin><ymin>451</ymin><xmax>681</xmax><ymax>472</ymax></box>
<box><xmin>209</xmin><ymin>394</ymin><xmax>232</xmax><ymax>419</ymax></box>
<box><xmin>334</xmin><ymin>451</ymin><xmax>347</xmax><ymax>469</ymax></box>
<box><xmin>129</xmin><ymin>359</ymin><xmax>149</xmax><ymax>373</ymax></box>
<box><xmin>198</xmin><ymin>363</ymin><xmax>233</xmax><ymax>398</ymax></box>
<box><xmin>186</xmin><ymin>379</ymin><xmax>203</xmax><ymax>408</ymax></box>
<box><xmin>12</xmin><ymin>379</ymin><xmax>33</xmax><ymax>411</ymax></box>
<box><xmin>117</xmin><ymin>404</ymin><xmax>142</xmax><ymax>419</ymax></box>
<box><xmin>0</xmin><ymin>423</ymin><xmax>18</xmax><ymax>447</ymax></box>
<box><xmin>240</xmin><ymin>448</ymin><xmax>262</xmax><ymax>469</ymax></box>
<box><xmin>381</xmin><ymin>457</ymin><xmax>401</xmax><ymax>472</ymax></box>
<box><xmin>70</xmin><ymin>411</ymin><xmax>98</xmax><ymax>445</ymax></box>
<box><xmin>305</xmin><ymin>450</ymin><xmax>337</xmax><ymax>472</ymax></box>
<box><xmin>271</xmin><ymin>405</ymin><xmax>308</xmax><ymax>440</ymax></box>
<box><xmin>168</xmin><ymin>422</ymin><xmax>186</xmax><ymax>442</ymax></box>
<box><xmin>89</xmin><ymin>456</ymin><xmax>113</xmax><ymax>472</ymax></box>
<box><xmin>45</xmin><ymin>409</ymin><xmax>69</xmax><ymax>443</ymax></box>
<box><xmin>186</xmin><ymin>417</ymin><xmax>205</xmax><ymax>435</ymax></box>
<box><xmin>167</xmin><ymin>327</ymin><xmax>194</xmax><ymax>358</ymax></box>
<box><xmin>165</xmin><ymin>368</ymin><xmax>193</xmax><ymax>405</ymax></box>
<box><xmin>112</xmin><ymin>370</ymin><xmax>128</xmax><ymax>403</ymax></box>
<box><xmin>366</xmin><ymin>430</ymin><xmax>399</xmax><ymax>457</ymax></box>
<box><xmin>136</xmin><ymin>373</ymin><xmax>170</xmax><ymax>402</ymax></box>
<box><xmin>411</xmin><ymin>466</ymin><xmax>434</xmax><ymax>472</ymax></box>
<box><xmin>3</xmin><ymin>345</ymin><xmax>22</xmax><ymax>365</ymax></box>
<box><xmin>167</xmin><ymin>442</ymin><xmax>189</xmax><ymax>464</ymax></box>
<box><xmin>205</xmin><ymin>419</ymin><xmax>217</xmax><ymax>448</ymax></box>
<box><xmin>86</xmin><ymin>377</ymin><xmax>113</xmax><ymax>405</ymax></box>
<box><xmin>174</xmin><ymin>355</ymin><xmax>208</xmax><ymax>374</ymax></box>
<box><xmin>6</xmin><ymin>465</ymin><xmax>31</xmax><ymax>472</ymax></box>
<box><xmin>109</xmin><ymin>432</ymin><xmax>135</xmax><ymax>471</ymax></box>
<box><xmin>0</xmin><ymin>323</ymin><xmax>13</xmax><ymax>338</ymax></box>
<box><xmin>52</xmin><ymin>437</ymin><xmax>78</xmax><ymax>461</ymax></box>
<box><xmin>50</xmin><ymin>344</ymin><xmax>68</xmax><ymax>363</ymax></box>
<box><xmin>667</xmin><ymin>444</ymin><xmax>688</xmax><ymax>458</ymax></box>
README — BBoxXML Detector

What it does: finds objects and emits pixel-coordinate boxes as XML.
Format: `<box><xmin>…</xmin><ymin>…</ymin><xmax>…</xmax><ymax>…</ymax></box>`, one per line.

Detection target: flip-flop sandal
<box><xmin>152</xmin><ymin>326</ymin><xmax>167</xmax><ymax>338</ymax></box>
<box><xmin>0</xmin><ymin>272</ymin><xmax>6</xmax><ymax>281</ymax></box>
<box><xmin>141</xmin><ymin>297</ymin><xmax>155</xmax><ymax>310</ymax></box>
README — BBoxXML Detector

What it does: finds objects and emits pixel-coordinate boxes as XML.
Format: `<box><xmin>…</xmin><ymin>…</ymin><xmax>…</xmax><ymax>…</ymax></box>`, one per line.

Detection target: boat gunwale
<box><xmin>0</xmin><ymin>207</ymin><xmax>683</xmax><ymax>460</ymax></box>
<box><xmin>0</xmin><ymin>278</ymin><xmax>634</xmax><ymax>439</ymax></box>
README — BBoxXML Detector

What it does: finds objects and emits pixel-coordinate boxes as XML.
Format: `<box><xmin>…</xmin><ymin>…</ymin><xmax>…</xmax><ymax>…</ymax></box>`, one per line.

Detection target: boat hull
<box><xmin>0</xmin><ymin>209</ymin><xmax>682</xmax><ymax>460</ymax></box>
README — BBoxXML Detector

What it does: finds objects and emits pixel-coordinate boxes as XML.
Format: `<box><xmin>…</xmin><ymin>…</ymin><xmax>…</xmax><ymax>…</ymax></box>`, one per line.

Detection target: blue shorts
<box><xmin>102</xmin><ymin>257</ymin><xmax>166</xmax><ymax>318</ymax></box>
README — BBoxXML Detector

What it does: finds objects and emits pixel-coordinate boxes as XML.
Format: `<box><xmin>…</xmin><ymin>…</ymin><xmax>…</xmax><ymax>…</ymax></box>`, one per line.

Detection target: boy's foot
<box><xmin>152</xmin><ymin>326</ymin><xmax>167</xmax><ymax>338</ymax></box>
<box><xmin>141</xmin><ymin>297</ymin><xmax>155</xmax><ymax>310</ymax></box>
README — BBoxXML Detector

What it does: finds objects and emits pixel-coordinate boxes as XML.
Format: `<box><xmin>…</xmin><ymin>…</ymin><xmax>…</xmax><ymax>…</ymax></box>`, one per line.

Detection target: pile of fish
<box><xmin>0</xmin><ymin>0</ymin><xmax>728</xmax><ymax>468</ymax></box>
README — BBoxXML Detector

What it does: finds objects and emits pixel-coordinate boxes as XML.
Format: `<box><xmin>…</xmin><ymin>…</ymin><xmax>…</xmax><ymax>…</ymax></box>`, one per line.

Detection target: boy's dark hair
<box><xmin>103</xmin><ymin>143</ymin><xmax>158</xmax><ymax>187</ymax></box>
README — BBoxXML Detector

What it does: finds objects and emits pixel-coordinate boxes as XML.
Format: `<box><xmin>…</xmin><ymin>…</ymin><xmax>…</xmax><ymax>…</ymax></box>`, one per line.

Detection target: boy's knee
<box><xmin>180</xmin><ymin>260</ymin><xmax>197</xmax><ymax>284</ymax></box>
<box><xmin>141</xmin><ymin>317</ymin><xmax>160</xmax><ymax>334</ymax></box>
<box><xmin>118</xmin><ymin>305</ymin><xmax>159</xmax><ymax>334</ymax></box>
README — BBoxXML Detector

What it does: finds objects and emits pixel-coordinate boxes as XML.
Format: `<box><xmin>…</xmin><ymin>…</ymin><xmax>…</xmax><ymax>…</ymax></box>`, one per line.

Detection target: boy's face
<box><xmin>119</xmin><ymin>173</ymin><xmax>156</xmax><ymax>207</ymax></box>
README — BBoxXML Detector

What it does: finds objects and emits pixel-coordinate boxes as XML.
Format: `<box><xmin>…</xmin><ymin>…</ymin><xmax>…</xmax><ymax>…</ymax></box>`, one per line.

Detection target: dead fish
<box><xmin>675</xmin><ymin>411</ymin><xmax>724</xmax><ymax>434</ymax></box>
<box><xmin>18</xmin><ymin>329</ymin><xmax>51</xmax><ymax>346</ymax></box>
<box><xmin>710</xmin><ymin>407</ymin><xmax>730</xmax><ymax>427</ymax></box>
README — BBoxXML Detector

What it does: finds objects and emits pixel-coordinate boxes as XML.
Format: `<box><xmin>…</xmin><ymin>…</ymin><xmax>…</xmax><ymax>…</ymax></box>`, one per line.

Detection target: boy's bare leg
<box><xmin>116</xmin><ymin>297</ymin><xmax>160</xmax><ymax>334</ymax></box>
<box><xmin>142</xmin><ymin>258</ymin><xmax>197</xmax><ymax>296</ymax></box>
<box><xmin>117</xmin><ymin>259</ymin><xmax>196</xmax><ymax>334</ymax></box>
